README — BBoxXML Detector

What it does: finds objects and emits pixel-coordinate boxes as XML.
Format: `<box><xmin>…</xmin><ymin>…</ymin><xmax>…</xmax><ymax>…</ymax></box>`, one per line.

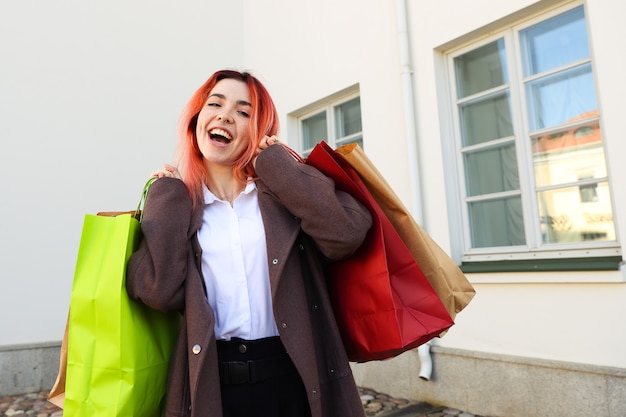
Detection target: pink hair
<box><xmin>175</xmin><ymin>70</ymin><xmax>280</xmax><ymax>208</ymax></box>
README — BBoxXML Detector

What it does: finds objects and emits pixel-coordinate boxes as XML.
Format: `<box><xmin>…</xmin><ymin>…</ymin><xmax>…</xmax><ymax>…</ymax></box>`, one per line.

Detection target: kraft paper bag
<box><xmin>335</xmin><ymin>143</ymin><xmax>475</xmax><ymax>319</ymax></box>
<box><xmin>47</xmin><ymin>315</ymin><xmax>68</xmax><ymax>408</ymax></box>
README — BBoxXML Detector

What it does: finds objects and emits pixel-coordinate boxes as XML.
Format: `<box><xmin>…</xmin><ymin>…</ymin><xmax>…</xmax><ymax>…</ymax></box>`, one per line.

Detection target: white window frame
<box><xmin>290</xmin><ymin>86</ymin><xmax>362</xmax><ymax>155</ymax></box>
<box><xmin>443</xmin><ymin>2</ymin><xmax>621</xmax><ymax>265</ymax></box>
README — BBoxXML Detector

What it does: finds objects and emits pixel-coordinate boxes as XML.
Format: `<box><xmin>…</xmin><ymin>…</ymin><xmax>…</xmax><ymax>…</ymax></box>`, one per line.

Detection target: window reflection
<box><xmin>538</xmin><ymin>183</ymin><xmax>614</xmax><ymax>244</ymax></box>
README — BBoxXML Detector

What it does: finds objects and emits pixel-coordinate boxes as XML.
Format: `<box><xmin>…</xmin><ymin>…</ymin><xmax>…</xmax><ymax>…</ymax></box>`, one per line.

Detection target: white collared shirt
<box><xmin>197</xmin><ymin>182</ymin><xmax>279</xmax><ymax>341</ymax></box>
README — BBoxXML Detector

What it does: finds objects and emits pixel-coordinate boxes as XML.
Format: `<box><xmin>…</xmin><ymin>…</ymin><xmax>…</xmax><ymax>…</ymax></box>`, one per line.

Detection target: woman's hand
<box><xmin>151</xmin><ymin>163</ymin><xmax>182</xmax><ymax>180</ymax></box>
<box><xmin>252</xmin><ymin>135</ymin><xmax>281</xmax><ymax>167</ymax></box>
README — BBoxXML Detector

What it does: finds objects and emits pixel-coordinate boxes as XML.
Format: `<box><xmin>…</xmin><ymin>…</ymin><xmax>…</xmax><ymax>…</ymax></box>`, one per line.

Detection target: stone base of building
<box><xmin>0</xmin><ymin>342</ymin><xmax>61</xmax><ymax>397</ymax></box>
<box><xmin>5</xmin><ymin>341</ymin><xmax>626</xmax><ymax>417</ymax></box>
<box><xmin>352</xmin><ymin>345</ymin><xmax>626</xmax><ymax>417</ymax></box>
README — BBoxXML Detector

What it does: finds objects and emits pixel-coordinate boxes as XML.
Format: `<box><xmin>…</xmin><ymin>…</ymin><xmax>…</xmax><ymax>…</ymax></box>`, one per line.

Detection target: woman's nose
<box><xmin>217</xmin><ymin>113</ymin><xmax>233</xmax><ymax>123</ymax></box>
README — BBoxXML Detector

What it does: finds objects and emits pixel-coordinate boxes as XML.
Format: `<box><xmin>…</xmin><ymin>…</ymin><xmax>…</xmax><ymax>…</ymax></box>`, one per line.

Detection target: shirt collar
<box><xmin>203</xmin><ymin>181</ymin><xmax>256</xmax><ymax>205</ymax></box>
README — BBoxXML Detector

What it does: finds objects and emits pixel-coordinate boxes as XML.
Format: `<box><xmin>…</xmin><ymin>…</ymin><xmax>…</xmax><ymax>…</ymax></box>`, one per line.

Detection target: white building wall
<box><xmin>0</xmin><ymin>0</ymin><xmax>244</xmax><ymax>347</ymax></box>
<box><xmin>2</xmin><ymin>0</ymin><xmax>625</xmax><ymax>408</ymax></box>
<box><xmin>401</xmin><ymin>0</ymin><xmax>626</xmax><ymax>370</ymax></box>
<box><xmin>242</xmin><ymin>0</ymin><xmax>626</xmax><ymax>371</ymax></box>
<box><xmin>240</xmin><ymin>0</ymin><xmax>412</xmax><ymax>204</ymax></box>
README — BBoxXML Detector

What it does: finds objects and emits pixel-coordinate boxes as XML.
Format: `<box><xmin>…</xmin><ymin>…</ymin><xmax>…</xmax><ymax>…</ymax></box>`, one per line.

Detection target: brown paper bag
<box><xmin>336</xmin><ymin>143</ymin><xmax>475</xmax><ymax>319</ymax></box>
<box><xmin>47</xmin><ymin>315</ymin><xmax>68</xmax><ymax>408</ymax></box>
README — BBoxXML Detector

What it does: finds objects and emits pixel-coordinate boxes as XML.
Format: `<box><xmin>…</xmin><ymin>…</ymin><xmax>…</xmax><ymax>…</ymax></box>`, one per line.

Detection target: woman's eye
<box><xmin>207</xmin><ymin>102</ymin><xmax>220</xmax><ymax>107</ymax></box>
<box><xmin>238</xmin><ymin>111</ymin><xmax>250</xmax><ymax>118</ymax></box>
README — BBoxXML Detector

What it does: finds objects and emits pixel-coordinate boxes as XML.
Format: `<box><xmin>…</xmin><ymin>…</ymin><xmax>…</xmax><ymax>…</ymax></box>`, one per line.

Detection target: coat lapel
<box><xmin>256</xmin><ymin>181</ymin><xmax>302</xmax><ymax>293</ymax></box>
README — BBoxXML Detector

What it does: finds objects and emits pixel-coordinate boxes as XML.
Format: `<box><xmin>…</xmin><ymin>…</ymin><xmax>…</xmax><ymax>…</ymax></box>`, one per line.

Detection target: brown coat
<box><xmin>126</xmin><ymin>145</ymin><xmax>372</xmax><ymax>417</ymax></box>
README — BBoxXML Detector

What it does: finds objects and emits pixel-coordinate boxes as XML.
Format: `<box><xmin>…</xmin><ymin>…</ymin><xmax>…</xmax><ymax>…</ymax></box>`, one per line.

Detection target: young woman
<box><xmin>126</xmin><ymin>69</ymin><xmax>372</xmax><ymax>417</ymax></box>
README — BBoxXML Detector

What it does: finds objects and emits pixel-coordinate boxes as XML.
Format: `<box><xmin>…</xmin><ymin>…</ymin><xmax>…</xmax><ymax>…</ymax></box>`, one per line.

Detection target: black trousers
<box><xmin>217</xmin><ymin>337</ymin><xmax>312</xmax><ymax>417</ymax></box>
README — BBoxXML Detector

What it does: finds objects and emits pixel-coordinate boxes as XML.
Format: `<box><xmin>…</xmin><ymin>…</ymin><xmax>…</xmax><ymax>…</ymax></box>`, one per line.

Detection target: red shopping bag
<box><xmin>306</xmin><ymin>141</ymin><xmax>454</xmax><ymax>362</ymax></box>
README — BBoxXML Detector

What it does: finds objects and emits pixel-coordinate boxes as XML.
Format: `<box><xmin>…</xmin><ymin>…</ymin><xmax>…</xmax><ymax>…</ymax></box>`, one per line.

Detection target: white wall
<box><xmin>403</xmin><ymin>0</ymin><xmax>626</xmax><ymax>369</ymax></box>
<box><xmin>0</xmin><ymin>0</ymin><xmax>244</xmax><ymax>346</ymax></box>
<box><xmin>242</xmin><ymin>0</ymin><xmax>626</xmax><ymax>370</ymax></box>
<box><xmin>2</xmin><ymin>0</ymin><xmax>624</xmax><ymax>376</ymax></box>
<box><xmin>241</xmin><ymin>0</ymin><xmax>413</xmax><ymax>203</ymax></box>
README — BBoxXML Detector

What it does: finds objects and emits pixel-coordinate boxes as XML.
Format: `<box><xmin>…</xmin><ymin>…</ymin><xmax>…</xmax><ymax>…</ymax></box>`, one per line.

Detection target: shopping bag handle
<box><xmin>96</xmin><ymin>178</ymin><xmax>156</xmax><ymax>221</ymax></box>
<box><xmin>281</xmin><ymin>144</ymin><xmax>305</xmax><ymax>163</ymax></box>
<box><xmin>135</xmin><ymin>177</ymin><xmax>157</xmax><ymax>222</ymax></box>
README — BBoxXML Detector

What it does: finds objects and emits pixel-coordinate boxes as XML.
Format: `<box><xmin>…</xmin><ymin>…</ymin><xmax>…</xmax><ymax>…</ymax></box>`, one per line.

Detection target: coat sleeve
<box><xmin>255</xmin><ymin>144</ymin><xmax>373</xmax><ymax>260</ymax></box>
<box><xmin>126</xmin><ymin>177</ymin><xmax>192</xmax><ymax>312</ymax></box>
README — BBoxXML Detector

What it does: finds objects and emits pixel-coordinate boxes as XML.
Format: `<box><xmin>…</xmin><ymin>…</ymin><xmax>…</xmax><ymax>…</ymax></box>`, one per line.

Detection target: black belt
<box><xmin>219</xmin><ymin>353</ymin><xmax>297</xmax><ymax>385</ymax></box>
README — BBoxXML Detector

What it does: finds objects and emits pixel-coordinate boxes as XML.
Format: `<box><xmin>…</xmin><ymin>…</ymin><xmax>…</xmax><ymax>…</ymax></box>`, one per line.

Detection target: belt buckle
<box><xmin>226</xmin><ymin>361</ymin><xmax>251</xmax><ymax>384</ymax></box>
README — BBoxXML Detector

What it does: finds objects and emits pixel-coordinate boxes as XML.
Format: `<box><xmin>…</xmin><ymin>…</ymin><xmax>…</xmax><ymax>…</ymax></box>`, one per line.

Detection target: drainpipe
<box><xmin>395</xmin><ymin>0</ymin><xmax>424</xmax><ymax>226</ymax></box>
<box><xmin>418</xmin><ymin>342</ymin><xmax>433</xmax><ymax>380</ymax></box>
<box><xmin>395</xmin><ymin>0</ymin><xmax>432</xmax><ymax>380</ymax></box>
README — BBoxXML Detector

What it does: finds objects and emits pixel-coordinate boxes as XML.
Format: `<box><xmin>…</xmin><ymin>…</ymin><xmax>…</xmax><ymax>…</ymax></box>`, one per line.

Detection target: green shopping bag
<box><xmin>64</xmin><ymin>179</ymin><xmax>180</xmax><ymax>417</ymax></box>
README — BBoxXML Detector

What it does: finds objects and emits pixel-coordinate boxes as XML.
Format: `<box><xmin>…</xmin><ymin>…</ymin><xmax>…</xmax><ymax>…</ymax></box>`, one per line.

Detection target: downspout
<box><xmin>418</xmin><ymin>342</ymin><xmax>433</xmax><ymax>380</ymax></box>
<box><xmin>395</xmin><ymin>0</ymin><xmax>424</xmax><ymax>226</ymax></box>
<box><xmin>395</xmin><ymin>0</ymin><xmax>433</xmax><ymax>381</ymax></box>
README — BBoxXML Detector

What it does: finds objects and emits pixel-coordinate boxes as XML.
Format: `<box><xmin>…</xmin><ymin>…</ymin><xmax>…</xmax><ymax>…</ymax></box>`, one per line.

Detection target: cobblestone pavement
<box><xmin>0</xmin><ymin>388</ymin><xmax>491</xmax><ymax>417</ymax></box>
<box><xmin>0</xmin><ymin>391</ymin><xmax>62</xmax><ymax>417</ymax></box>
<box><xmin>358</xmin><ymin>387</ymin><xmax>492</xmax><ymax>417</ymax></box>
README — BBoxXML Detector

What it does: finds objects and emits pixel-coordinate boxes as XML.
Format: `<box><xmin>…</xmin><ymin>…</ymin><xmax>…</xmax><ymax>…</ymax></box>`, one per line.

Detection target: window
<box><xmin>447</xmin><ymin>4</ymin><xmax>617</xmax><ymax>265</ymax></box>
<box><xmin>297</xmin><ymin>93</ymin><xmax>363</xmax><ymax>155</ymax></box>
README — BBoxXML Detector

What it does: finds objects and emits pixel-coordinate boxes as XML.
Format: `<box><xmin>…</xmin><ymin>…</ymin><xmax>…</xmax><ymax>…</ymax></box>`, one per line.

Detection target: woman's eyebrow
<box><xmin>209</xmin><ymin>93</ymin><xmax>252</xmax><ymax>107</ymax></box>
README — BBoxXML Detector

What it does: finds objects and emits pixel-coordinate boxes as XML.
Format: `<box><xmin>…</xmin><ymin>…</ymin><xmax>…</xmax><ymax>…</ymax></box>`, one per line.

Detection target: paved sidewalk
<box><xmin>0</xmin><ymin>388</ymin><xmax>490</xmax><ymax>417</ymax></box>
<box><xmin>358</xmin><ymin>387</ymin><xmax>490</xmax><ymax>417</ymax></box>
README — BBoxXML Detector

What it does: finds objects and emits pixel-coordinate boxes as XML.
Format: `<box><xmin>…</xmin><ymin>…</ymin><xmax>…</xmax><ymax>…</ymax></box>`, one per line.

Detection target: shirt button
<box><xmin>238</xmin><ymin>344</ymin><xmax>247</xmax><ymax>353</ymax></box>
<box><xmin>192</xmin><ymin>344</ymin><xmax>202</xmax><ymax>354</ymax></box>
<box><xmin>272</xmin><ymin>258</ymin><xmax>279</xmax><ymax>265</ymax></box>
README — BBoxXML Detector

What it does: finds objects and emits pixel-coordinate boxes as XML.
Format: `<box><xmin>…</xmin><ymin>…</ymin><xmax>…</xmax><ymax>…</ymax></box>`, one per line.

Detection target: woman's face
<box><xmin>196</xmin><ymin>78</ymin><xmax>253</xmax><ymax>168</ymax></box>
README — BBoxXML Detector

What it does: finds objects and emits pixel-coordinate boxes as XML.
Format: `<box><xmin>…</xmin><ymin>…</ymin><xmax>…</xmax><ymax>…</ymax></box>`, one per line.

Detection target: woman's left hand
<box><xmin>151</xmin><ymin>163</ymin><xmax>182</xmax><ymax>180</ymax></box>
<box><xmin>252</xmin><ymin>135</ymin><xmax>280</xmax><ymax>167</ymax></box>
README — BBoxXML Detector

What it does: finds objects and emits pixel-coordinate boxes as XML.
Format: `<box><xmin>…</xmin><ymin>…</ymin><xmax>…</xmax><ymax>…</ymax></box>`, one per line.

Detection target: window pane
<box><xmin>538</xmin><ymin>183</ymin><xmax>615</xmax><ymax>244</ymax></box>
<box><xmin>469</xmin><ymin>197</ymin><xmax>526</xmax><ymax>247</ymax></box>
<box><xmin>521</xmin><ymin>6</ymin><xmax>589</xmax><ymax>76</ymax></box>
<box><xmin>455</xmin><ymin>39</ymin><xmax>508</xmax><ymax>98</ymax></box>
<box><xmin>465</xmin><ymin>144</ymin><xmax>519</xmax><ymax>196</ymax></box>
<box><xmin>335</xmin><ymin>97</ymin><xmax>362</xmax><ymax>138</ymax></box>
<box><xmin>302</xmin><ymin>111</ymin><xmax>327</xmax><ymax>149</ymax></box>
<box><xmin>525</xmin><ymin>64</ymin><xmax>597</xmax><ymax>131</ymax></box>
<box><xmin>460</xmin><ymin>92</ymin><xmax>513</xmax><ymax>146</ymax></box>
<box><xmin>450</xmin><ymin>5</ymin><xmax>614</xmax><ymax>255</ymax></box>
<box><xmin>532</xmin><ymin>117</ymin><xmax>607</xmax><ymax>188</ymax></box>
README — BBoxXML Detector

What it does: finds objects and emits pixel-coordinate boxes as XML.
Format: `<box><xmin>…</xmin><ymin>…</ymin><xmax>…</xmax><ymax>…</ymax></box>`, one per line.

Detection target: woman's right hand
<box><xmin>252</xmin><ymin>135</ymin><xmax>281</xmax><ymax>168</ymax></box>
<box><xmin>151</xmin><ymin>163</ymin><xmax>182</xmax><ymax>180</ymax></box>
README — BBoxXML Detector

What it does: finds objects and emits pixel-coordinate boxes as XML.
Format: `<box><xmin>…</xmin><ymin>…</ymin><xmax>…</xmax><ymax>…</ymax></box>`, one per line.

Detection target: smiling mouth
<box><xmin>209</xmin><ymin>128</ymin><xmax>232</xmax><ymax>144</ymax></box>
